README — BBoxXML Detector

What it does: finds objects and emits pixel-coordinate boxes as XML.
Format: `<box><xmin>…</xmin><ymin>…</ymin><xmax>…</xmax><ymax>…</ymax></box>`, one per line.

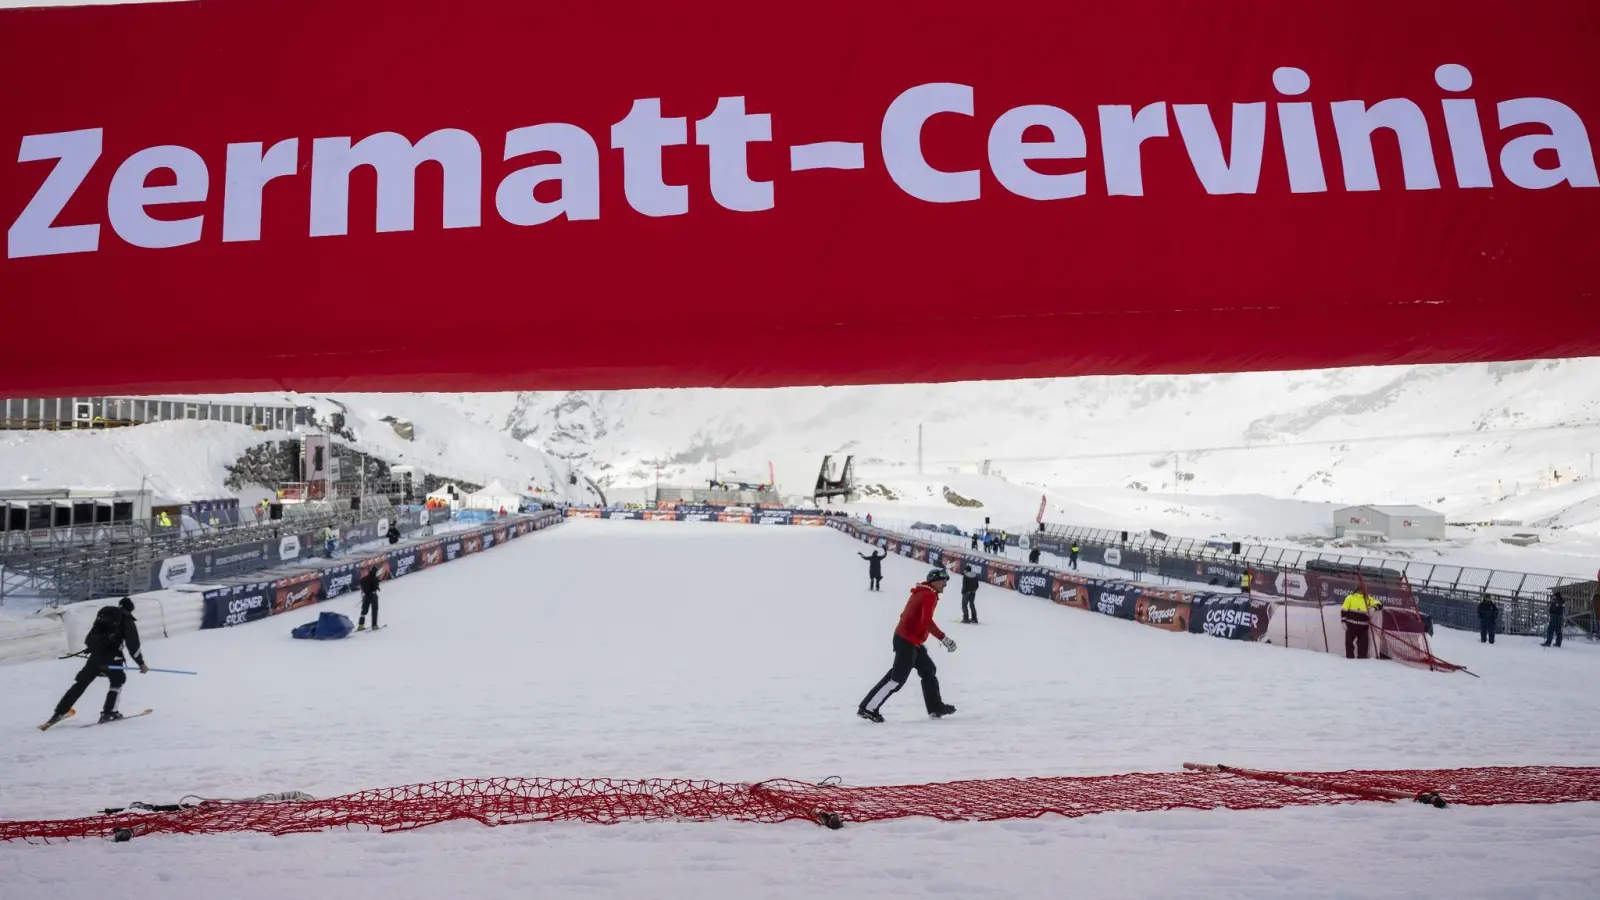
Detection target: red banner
<box><xmin>2</xmin><ymin>0</ymin><xmax>1597</xmax><ymax>394</ymax></box>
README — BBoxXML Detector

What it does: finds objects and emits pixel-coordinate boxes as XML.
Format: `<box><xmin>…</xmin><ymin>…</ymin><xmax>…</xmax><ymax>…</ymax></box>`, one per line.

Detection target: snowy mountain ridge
<box><xmin>431</xmin><ymin>358</ymin><xmax>1600</xmax><ymax>523</ymax></box>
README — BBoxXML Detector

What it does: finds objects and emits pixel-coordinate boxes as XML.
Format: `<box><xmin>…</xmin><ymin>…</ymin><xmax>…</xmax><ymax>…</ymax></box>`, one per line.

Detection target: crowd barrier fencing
<box><xmin>828</xmin><ymin>520</ymin><xmax>1464</xmax><ymax>672</ymax></box>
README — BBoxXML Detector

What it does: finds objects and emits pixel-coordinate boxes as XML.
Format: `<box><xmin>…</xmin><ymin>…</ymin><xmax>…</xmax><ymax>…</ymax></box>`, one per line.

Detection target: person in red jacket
<box><xmin>857</xmin><ymin>569</ymin><xmax>958</xmax><ymax>722</ymax></box>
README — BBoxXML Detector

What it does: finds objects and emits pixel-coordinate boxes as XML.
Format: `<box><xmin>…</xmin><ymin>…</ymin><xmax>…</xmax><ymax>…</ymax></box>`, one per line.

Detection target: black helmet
<box><xmin>927</xmin><ymin>568</ymin><xmax>950</xmax><ymax>583</ymax></box>
<box><xmin>118</xmin><ymin>596</ymin><xmax>135</xmax><ymax>612</ymax></box>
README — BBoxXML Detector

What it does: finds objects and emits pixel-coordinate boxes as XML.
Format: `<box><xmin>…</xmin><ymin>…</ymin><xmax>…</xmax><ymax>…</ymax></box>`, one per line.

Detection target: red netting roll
<box><xmin>3</xmin><ymin>766</ymin><xmax>1596</xmax><ymax>844</ymax></box>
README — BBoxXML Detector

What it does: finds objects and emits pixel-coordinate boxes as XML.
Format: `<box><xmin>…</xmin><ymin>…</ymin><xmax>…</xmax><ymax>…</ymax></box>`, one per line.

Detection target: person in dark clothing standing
<box><xmin>386</xmin><ymin>522</ymin><xmax>401</xmax><ymax>545</ymax></box>
<box><xmin>1028</xmin><ymin>545</ymin><xmax>1041</xmax><ymax>565</ymax></box>
<box><xmin>357</xmin><ymin>565</ymin><xmax>382</xmax><ymax>631</ymax></box>
<box><xmin>1477</xmin><ymin>595</ymin><xmax>1499</xmax><ymax>644</ymax></box>
<box><xmin>42</xmin><ymin>597</ymin><xmax>147</xmax><ymax>729</ymax></box>
<box><xmin>859</xmin><ymin>549</ymin><xmax>886</xmax><ymax>591</ymax></box>
<box><xmin>959</xmin><ymin>566</ymin><xmax>981</xmax><ymax>624</ymax></box>
<box><xmin>857</xmin><ymin>569</ymin><xmax>957</xmax><ymax>722</ymax></box>
<box><xmin>970</xmin><ymin>533</ymin><xmax>979</xmax><ymax>551</ymax></box>
<box><xmin>1541</xmin><ymin>595</ymin><xmax>1565</xmax><ymax>647</ymax></box>
<box><xmin>1069</xmin><ymin>542</ymin><xmax>1080</xmax><ymax>570</ymax></box>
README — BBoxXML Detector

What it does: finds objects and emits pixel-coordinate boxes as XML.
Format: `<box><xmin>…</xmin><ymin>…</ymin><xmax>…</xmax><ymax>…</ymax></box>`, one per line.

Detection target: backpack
<box><xmin>84</xmin><ymin>606</ymin><xmax>125</xmax><ymax>656</ymax></box>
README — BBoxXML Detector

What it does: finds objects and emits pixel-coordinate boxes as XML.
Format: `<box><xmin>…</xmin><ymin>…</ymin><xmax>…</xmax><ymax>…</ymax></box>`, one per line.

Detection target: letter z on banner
<box><xmin>1</xmin><ymin>0</ymin><xmax>1597</xmax><ymax>396</ymax></box>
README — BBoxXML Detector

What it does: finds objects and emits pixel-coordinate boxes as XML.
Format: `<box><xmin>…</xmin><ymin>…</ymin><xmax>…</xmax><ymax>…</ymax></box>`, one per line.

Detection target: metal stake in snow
<box><xmin>108</xmin><ymin>666</ymin><xmax>198</xmax><ymax>676</ymax></box>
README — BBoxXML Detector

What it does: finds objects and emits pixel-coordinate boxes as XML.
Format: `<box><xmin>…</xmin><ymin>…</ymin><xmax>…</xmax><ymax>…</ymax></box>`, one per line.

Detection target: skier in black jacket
<box><xmin>1477</xmin><ymin>596</ymin><xmax>1499</xmax><ymax>644</ymax></box>
<box><xmin>386</xmin><ymin>522</ymin><xmax>401</xmax><ymax>545</ymax></box>
<box><xmin>960</xmin><ymin>567</ymin><xmax>981</xmax><ymax>624</ymax></box>
<box><xmin>42</xmin><ymin>597</ymin><xmax>147</xmax><ymax>729</ymax></box>
<box><xmin>859</xmin><ymin>549</ymin><xmax>886</xmax><ymax>591</ymax></box>
<box><xmin>358</xmin><ymin>565</ymin><xmax>383</xmax><ymax>630</ymax></box>
<box><xmin>1028</xmin><ymin>545</ymin><xmax>1041</xmax><ymax>565</ymax></box>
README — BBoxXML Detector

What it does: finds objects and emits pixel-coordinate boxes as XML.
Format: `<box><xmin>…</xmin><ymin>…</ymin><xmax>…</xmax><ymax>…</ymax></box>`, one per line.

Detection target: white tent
<box><xmin>464</xmin><ymin>480</ymin><xmax>524</xmax><ymax>512</ymax></box>
<box><xmin>426</xmin><ymin>483</ymin><xmax>465</xmax><ymax>509</ymax></box>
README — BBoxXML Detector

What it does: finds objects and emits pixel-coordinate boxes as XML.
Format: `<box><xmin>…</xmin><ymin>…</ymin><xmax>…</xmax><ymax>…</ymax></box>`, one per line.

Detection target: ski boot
<box><xmin>39</xmin><ymin>709</ymin><xmax>74</xmax><ymax>731</ymax></box>
<box><xmin>856</xmin><ymin>707</ymin><xmax>884</xmax><ymax>723</ymax></box>
<box><xmin>929</xmin><ymin>704</ymin><xmax>957</xmax><ymax>719</ymax></box>
<box><xmin>98</xmin><ymin>710</ymin><xmax>125</xmax><ymax>724</ymax></box>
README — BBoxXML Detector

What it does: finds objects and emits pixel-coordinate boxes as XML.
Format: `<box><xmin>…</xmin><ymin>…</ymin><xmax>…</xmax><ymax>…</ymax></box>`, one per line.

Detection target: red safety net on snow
<box><xmin>2</xmin><ymin>766</ymin><xmax>1596</xmax><ymax>844</ymax></box>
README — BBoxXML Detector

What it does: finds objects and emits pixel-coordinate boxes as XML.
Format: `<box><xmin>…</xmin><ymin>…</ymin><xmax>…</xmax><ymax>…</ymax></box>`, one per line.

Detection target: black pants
<box><xmin>1543</xmin><ymin>619</ymin><xmax>1563</xmax><ymax>647</ymax></box>
<box><xmin>1344</xmin><ymin>621</ymin><xmax>1370</xmax><ymax>659</ymax></box>
<box><xmin>1069</xmin><ymin>554</ymin><xmax>1079</xmax><ymax>570</ymax></box>
<box><xmin>961</xmin><ymin>591</ymin><xmax>977</xmax><ymax>622</ymax></box>
<box><xmin>55</xmin><ymin>653</ymin><xmax>125</xmax><ymax>716</ymax></box>
<box><xmin>869</xmin><ymin>575</ymin><xmax>882</xmax><ymax>591</ymax></box>
<box><xmin>1480</xmin><ymin>621</ymin><xmax>1495</xmax><ymax>643</ymax></box>
<box><xmin>860</xmin><ymin>635</ymin><xmax>944</xmax><ymax>715</ymax></box>
<box><xmin>359</xmin><ymin>592</ymin><xmax>379</xmax><ymax>627</ymax></box>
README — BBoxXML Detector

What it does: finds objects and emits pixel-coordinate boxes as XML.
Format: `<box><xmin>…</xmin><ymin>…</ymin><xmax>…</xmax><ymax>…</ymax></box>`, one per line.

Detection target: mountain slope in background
<box><xmin>432</xmin><ymin>358</ymin><xmax>1600</xmax><ymax>524</ymax></box>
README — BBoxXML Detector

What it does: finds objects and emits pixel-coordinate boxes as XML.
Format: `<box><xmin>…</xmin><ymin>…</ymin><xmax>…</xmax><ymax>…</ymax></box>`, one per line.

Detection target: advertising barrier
<box><xmin>198</xmin><ymin>511</ymin><xmax>561</xmax><ymax>630</ymax></box>
<box><xmin>826</xmin><ymin>518</ymin><xmax>1280</xmax><ymax>647</ymax></box>
<box><xmin>563</xmin><ymin>506</ymin><xmax>833</xmax><ymax>527</ymax></box>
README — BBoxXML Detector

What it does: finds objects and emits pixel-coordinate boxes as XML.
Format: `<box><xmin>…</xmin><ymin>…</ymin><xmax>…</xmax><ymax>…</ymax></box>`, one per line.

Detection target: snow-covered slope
<box><xmin>0</xmin><ymin>393</ymin><xmax>599</xmax><ymax>505</ymax></box>
<box><xmin>437</xmin><ymin>359</ymin><xmax>1600</xmax><ymax>517</ymax></box>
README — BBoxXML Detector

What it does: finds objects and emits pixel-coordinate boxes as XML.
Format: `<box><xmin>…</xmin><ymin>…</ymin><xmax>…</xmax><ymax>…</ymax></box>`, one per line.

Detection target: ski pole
<box><xmin>108</xmin><ymin>665</ymin><xmax>198</xmax><ymax>675</ymax></box>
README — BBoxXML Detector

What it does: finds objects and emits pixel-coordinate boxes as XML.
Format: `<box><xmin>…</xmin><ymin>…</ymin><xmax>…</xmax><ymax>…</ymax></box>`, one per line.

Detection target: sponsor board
<box><xmin>984</xmin><ymin>565</ymin><xmax>1016</xmax><ymax>590</ymax></box>
<box><xmin>718</xmin><ymin>512</ymin><xmax>751</xmax><ymax>524</ymax></box>
<box><xmin>1193</xmin><ymin>596</ymin><xmax>1274</xmax><ymax>641</ymax></box>
<box><xmin>200</xmin><ymin>583</ymin><xmax>274</xmax><ymax>629</ymax></box>
<box><xmin>419</xmin><ymin>541</ymin><xmax>444</xmax><ymax>567</ymax></box>
<box><xmin>1016</xmin><ymin>571</ymin><xmax>1052</xmax><ymax>599</ymax></box>
<box><xmin>481</xmin><ymin>529</ymin><xmax>498</xmax><ymax>550</ymax></box>
<box><xmin>1093</xmin><ymin>585</ymin><xmax>1137</xmax><ymax>619</ymax></box>
<box><xmin>643</xmin><ymin>511</ymin><xmax>677</xmax><ymax>522</ymax></box>
<box><xmin>462</xmin><ymin>533</ymin><xmax>483</xmax><ymax>554</ymax></box>
<box><xmin>444</xmin><ymin>538</ymin><xmax>465</xmax><ymax>561</ymax></box>
<box><xmin>791</xmin><ymin>515</ymin><xmax>825</xmax><ymax>526</ymax></box>
<box><xmin>757</xmin><ymin>513</ymin><xmax>791</xmax><ymax>525</ymax></box>
<box><xmin>388</xmin><ymin>548</ymin><xmax>420</xmax><ymax>579</ymax></box>
<box><xmin>1104</xmin><ymin>547</ymin><xmax>1122</xmax><ymax>566</ymax></box>
<box><xmin>322</xmin><ymin>565</ymin><xmax>360</xmax><ymax>599</ymax></box>
<box><xmin>272</xmin><ymin>571</ymin><xmax>322</xmax><ymax>615</ymax></box>
<box><xmin>1275</xmin><ymin>571</ymin><xmax>1308</xmax><ymax>598</ymax></box>
<box><xmin>1134</xmin><ymin>594</ymin><xmax>1191</xmax><ymax>632</ymax></box>
<box><xmin>278</xmin><ymin>535</ymin><xmax>301</xmax><ymax>560</ymax></box>
<box><xmin>679</xmin><ymin>512</ymin><xmax>713</xmax><ymax>522</ymax></box>
<box><xmin>1052</xmin><ymin>581</ymin><xmax>1090</xmax><ymax>609</ymax></box>
<box><xmin>567</xmin><ymin>509</ymin><xmax>602</xmax><ymax>519</ymax></box>
<box><xmin>157</xmin><ymin>555</ymin><xmax>195</xmax><ymax>588</ymax></box>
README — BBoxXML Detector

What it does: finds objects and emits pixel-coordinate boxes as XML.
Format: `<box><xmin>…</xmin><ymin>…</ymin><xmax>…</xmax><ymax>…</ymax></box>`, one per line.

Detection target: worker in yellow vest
<box><xmin>1341</xmin><ymin>590</ymin><xmax>1382</xmax><ymax>659</ymax></box>
<box><xmin>1240</xmin><ymin>570</ymin><xmax>1253</xmax><ymax>596</ymax></box>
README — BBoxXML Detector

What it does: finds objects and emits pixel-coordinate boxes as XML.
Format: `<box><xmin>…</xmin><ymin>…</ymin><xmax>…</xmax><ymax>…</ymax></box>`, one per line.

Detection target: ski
<box><xmin>80</xmin><ymin>709</ymin><xmax>154</xmax><ymax>728</ymax></box>
<box><xmin>354</xmin><ymin>625</ymin><xmax>387</xmax><ymax>633</ymax></box>
<box><xmin>38</xmin><ymin>709</ymin><xmax>76</xmax><ymax>731</ymax></box>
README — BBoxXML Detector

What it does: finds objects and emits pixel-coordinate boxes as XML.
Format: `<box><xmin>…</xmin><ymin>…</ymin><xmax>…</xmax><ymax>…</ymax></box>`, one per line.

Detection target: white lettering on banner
<box><xmin>758</xmin><ymin>516</ymin><xmax>787</xmax><ymax>524</ymax></box>
<box><xmin>11</xmin><ymin>65</ymin><xmax>1594</xmax><ymax>259</ymax></box>
<box><xmin>680</xmin><ymin>513</ymin><xmax>711</xmax><ymax>522</ymax></box>
<box><xmin>1096</xmin><ymin>591</ymin><xmax>1128</xmax><ymax>616</ymax></box>
<box><xmin>391</xmin><ymin>554</ymin><xmax>417</xmax><ymax>577</ymax></box>
<box><xmin>158</xmin><ymin>554</ymin><xmax>194</xmax><ymax>588</ymax></box>
<box><xmin>1145</xmin><ymin>605</ymin><xmax>1178</xmax><ymax>624</ymax></box>
<box><xmin>325</xmin><ymin>572</ymin><xmax>355</xmax><ymax>596</ymax></box>
<box><xmin>1018</xmin><ymin>574</ymin><xmax>1049</xmax><ymax>595</ymax></box>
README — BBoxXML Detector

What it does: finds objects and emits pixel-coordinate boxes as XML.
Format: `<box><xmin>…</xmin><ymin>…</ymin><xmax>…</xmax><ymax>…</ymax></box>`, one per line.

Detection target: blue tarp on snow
<box><xmin>291</xmin><ymin>611</ymin><xmax>355</xmax><ymax>640</ymax></box>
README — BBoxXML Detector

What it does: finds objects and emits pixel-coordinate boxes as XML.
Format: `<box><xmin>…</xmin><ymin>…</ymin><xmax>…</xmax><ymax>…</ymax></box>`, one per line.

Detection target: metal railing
<box><xmin>1033</xmin><ymin>521</ymin><xmax>1597</xmax><ymax>637</ymax></box>
<box><xmin>0</xmin><ymin>500</ymin><xmax>405</xmax><ymax>607</ymax></box>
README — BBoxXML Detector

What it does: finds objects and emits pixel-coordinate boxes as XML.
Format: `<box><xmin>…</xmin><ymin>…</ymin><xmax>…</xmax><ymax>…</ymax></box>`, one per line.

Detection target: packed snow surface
<box><xmin>2</xmin><ymin>520</ymin><xmax>1596</xmax><ymax>898</ymax></box>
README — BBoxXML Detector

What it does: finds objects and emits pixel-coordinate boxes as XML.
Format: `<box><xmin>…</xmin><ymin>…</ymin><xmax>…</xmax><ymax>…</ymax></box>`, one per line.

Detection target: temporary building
<box><xmin>464</xmin><ymin>480</ymin><xmax>525</xmax><ymax>513</ymax></box>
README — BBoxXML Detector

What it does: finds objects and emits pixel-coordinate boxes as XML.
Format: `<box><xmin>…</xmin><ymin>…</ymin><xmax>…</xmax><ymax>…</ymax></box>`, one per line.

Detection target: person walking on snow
<box><xmin>960</xmin><ymin>566</ymin><xmax>982</xmax><ymax>624</ymax></box>
<box><xmin>42</xmin><ymin>597</ymin><xmax>148</xmax><ymax>729</ymax></box>
<box><xmin>857</xmin><ymin>569</ymin><xmax>957</xmax><ymax>722</ymax></box>
<box><xmin>1477</xmin><ymin>595</ymin><xmax>1499</xmax><ymax>644</ymax></box>
<box><xmin>358</xmin><ymin>565</ymin><xmax>382</xmax><ymax>630</ymax></box>
<box><xmin>1069</xmin><ymin>542</ymin><xmax>1080</xmax><ymax>570</ymax></box>
<box><xmin>858</xmin><ymin>549</ymin><xmax>886</xmax><ymax>591</ymax></box>
<box><xmin>1341</xmin><ymin>589</ymin><xmax>1381</xmax><ymax>659</ymax></box>
<box><xmin>1541</xmin><ymin>595</ymin><xmax>1566</xmax><ymax>647</ymax></box>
